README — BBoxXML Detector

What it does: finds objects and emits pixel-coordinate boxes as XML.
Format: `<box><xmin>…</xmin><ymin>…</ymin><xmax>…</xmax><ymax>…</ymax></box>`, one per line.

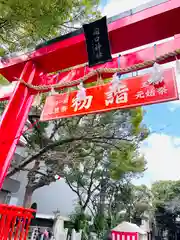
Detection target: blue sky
<box><xmin>143</xmin><ymin>103</ymin><xmax>180</xmax><ymax>136</ymax></box>
<box><xmin>100</xmin><ymin>0</ymin><xmax>180</xmax><ymax>186</ymax></box>
<box><xmin>100</xmin><ymin>0</ymin><xmax>108</xmax><ymax>7</ymax></box>
<box><xmin>100</xmin><ymin>0</ymin><xmax>153</xmax><ymax>16</ymax></box>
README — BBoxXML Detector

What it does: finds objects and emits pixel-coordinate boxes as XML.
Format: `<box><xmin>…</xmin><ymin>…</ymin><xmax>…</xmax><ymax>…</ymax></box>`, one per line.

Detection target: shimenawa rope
<box><xmin>18</xmin><ymin>48</ymin><xmax>180</xmax><ymax>91</ymax></box>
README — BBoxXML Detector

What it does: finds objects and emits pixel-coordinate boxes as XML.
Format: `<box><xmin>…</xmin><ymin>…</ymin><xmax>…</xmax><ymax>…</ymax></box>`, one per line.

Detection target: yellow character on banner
<box><xmin>156</xmin><ymin>86</ymin><xmax>168</xmax><ymax>95</ymax></box>
<box><xmin>72</xmin><ymin>95</ymin><xmax>93</xmax><ymax>112</ymax></box>
<box><xmin>145</xmin><ymin>88</ymin><xmax>156</xmax><ymax>97</ymax></box>
<box><xmin>60</xmin><ymin>106</ymin><xmax>68</xmax><ymax>113</ymax></box>
<box><xmin>105</xmin><ymin>91</ymin><xmax>114</xmax><ymax>106</ymax></box>
<box><xmin>54</xmin><ymin>107</ymin><xmax>60</xmax><ymax>114</ymax></box>
<box><xmin>135</xmin><ymin>91</ymin><xmax>145</xmax><ymax>99</ymax></box>
<box><xmin>115</xmin><ymin>86</ymin><xmax>129</xmax><ymax>104</ymax></box>
<box><xmin>105</xmin><ymin>84</ymin><xmax>129</xmax><ymax>106</ymax></box>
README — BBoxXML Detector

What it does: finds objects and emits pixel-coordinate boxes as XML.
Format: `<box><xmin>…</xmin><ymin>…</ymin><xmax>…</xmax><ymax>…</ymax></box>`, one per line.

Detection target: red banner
<box><xmin>40</xmin><ymin>68</ymin><xmax>178</xmax><ymax>121</ymax></box>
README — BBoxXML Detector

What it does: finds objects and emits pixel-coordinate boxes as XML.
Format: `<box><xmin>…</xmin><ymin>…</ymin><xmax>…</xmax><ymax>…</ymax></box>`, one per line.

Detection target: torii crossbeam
<box><xmin>0</xmin><ymin>0</ymin><xmax>180</xmax><ymax>188</ymax></box>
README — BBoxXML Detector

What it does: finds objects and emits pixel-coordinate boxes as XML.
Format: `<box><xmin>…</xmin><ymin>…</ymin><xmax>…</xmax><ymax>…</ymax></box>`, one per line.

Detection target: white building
<box><xmin>0</xmin><ymin>139</ymin><xmax>25</xmax><ymax>203</ymax></box>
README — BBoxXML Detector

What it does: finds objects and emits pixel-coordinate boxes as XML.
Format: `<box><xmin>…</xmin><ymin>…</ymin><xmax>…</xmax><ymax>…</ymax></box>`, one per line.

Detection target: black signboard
<box><xmin>83</xmin><ymin>17</ymin><xmax>112</xmax><ymax>67</ymax></box>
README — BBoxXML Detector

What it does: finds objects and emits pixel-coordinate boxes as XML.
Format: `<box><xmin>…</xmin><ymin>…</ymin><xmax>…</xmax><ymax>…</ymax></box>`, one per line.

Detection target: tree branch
<box><xmin>82</xmin><ymin>158</ymin><xmax>100</xmax><ymax>210</ymax></box>
<box><xmin>28</xmin><ymin>116</ymin><xmax>44</xmax><ymax>148</ymax></box>
<box><xmin>49</xmin><ymin>120</ymin><xmax>63</xmax><ymax>140</ymax></box>
<box><xmin>66</xmin><ymin>177</ymin><xmax>83</xmax><ymax>206</ymax></box>
<box><xmin>7</xmin><ymin>136</ymin><xmax>82</xmax><ymax>177</ymax></box>
<box><xmin>21</xmin><ymin>168</ymin><xmax>48</xmax><ymax>177</ymax></box>
<box><xmin>31</xmin><ymin>180</ymin><xmax>51</xmax><ymax>192</ymax></box>
<box><xmin>22</xmin><ymin>133</ymin><xmax>33</xmax><ymax>147</ymax></box>
<box><xmin>7</xmin><ymin>135</ymin><xmax>128</xmax><ymax>177</ymax></box>
<box><xmin>0</xmin><ymin>19</ymin><xmax>8</xmax><ymax>28</ymax></box>
<box><xmin>61</xmin><ymin>24</ymin><xmax>80</xmax><ymax>30</ymax></box>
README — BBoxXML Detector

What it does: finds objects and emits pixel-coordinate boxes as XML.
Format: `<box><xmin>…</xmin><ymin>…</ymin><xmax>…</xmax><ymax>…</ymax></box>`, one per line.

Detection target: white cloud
<box><xmin>169</xmin><ymin>106</ymin><xmax>176</xmax><ymax>112</ymax></box>
<box><xmin>102</xmin><ymin>0</ymin><xmax>153</xmax><ymax>17</ymax></box>
<box><xmin>139</xmin><ymin>133</ymin><xmax>180</xmax><ymax>185</ymax></box>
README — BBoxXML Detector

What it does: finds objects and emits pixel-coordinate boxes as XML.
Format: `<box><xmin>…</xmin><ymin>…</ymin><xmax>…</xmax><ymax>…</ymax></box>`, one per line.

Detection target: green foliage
<box><xmin>130</xmin><ymin>185</ymin><xmax>152</xmax><ymax>222</ymax></box>
<box><xmin>0</xmin><ymin>100</ymin><xmax>8</xmax><ymax>113</ymax></box>
<box><xmin>131</xmin><ymin>108</ymin><xmax>144</xmax><ymax>133</ymax></box>
<box><xmin>70</xmin><ymin>204</ymin><xmax>91</xmax><ymax>238</ymax></box>
<box><xmin>109</xmin><ymin>183</ymin><xmax>152</xmax><ymax>226</ymax></box>
<box><xmin>152</xmin><ymin>180</ymin><xmax>180</xmax><ymax>238</ymax></box>
<box><xmin>0</xmin><ymin>0</ymin><xmax>100</xmax><ymax>53</ymax></box>
<box><xmin>152</xmin><ymin>180</ymin><xmax>180</xmax><ymax>206</ymax></box>
<box><xmin>7</xmin><ymin>105</ymin><xmax>148</xmax><ymax>208</ymax></box>
<box><xmin>60</xmin><ymin>109</ymin><xmax>149</xmax><ymax>236</ymax></box>
<box><xmin>109</xmin><ymin>141</ymin><xmax>146</xmax><ymax>180</ymax></box>
<box><xmin>0</xmin><ymin>75</ymin><xmax>9</xmax><ymax>85</ymax></box>
<box><xmin>8</xmin><ymin>105</ymin><xmax>148</xmax><ymax>230</ymax></box>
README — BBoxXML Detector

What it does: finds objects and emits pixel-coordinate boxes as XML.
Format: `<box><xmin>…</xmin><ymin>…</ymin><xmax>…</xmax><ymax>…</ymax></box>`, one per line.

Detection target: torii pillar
<box><xmin>0</xmin><ymin>0</ymin><xmax>180</xmax><ymax>188</ymax></box>
<box><xmin>0</xmin><ymin>62</ymin><xmax>44</xmax><ymax>186</ymax></box>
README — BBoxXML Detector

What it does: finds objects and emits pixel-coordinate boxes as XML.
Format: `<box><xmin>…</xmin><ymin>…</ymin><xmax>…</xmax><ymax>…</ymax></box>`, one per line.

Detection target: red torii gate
<box><xmin>0</xmin><ymin>0</ymin><xmax>180</xmax><ymax>189</ymax></box>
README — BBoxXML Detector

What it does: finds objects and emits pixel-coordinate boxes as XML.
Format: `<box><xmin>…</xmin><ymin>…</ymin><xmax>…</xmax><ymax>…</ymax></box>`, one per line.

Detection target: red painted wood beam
<box><xmin>1</xmin><ymin>0</ymin><xmax>180</xmax><ymax>81</ymax></box>
<box><xmin>1</xmin><ymin>35</ymin><xmax>180</xmax><ymax>99</ymax></box>
<box><xmin>0</xmin><ymin>62</ymin><xmax>43</xmax><ymax>188</ymax></box>
<box><xmin>38</xmin><ymin>35</ymin><xmax>180</xmax><ymax>89</ymax></box>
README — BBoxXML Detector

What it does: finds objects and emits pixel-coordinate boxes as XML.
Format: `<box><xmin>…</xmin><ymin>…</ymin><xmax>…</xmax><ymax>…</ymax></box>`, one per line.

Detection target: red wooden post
<box><xmin>0</xmin><ymin>204</ymin><xmax>35</xmax><ymax>239</ymax></box>
<box><xmin>0</xmin><ymin>61</ymin><xmax>42</xmax><ymax>188</ymax></box>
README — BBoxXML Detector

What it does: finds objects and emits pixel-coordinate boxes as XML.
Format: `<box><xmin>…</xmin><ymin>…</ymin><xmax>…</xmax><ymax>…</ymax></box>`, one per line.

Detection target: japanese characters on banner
<box><xmin>40</xmin><ymin>68</ymin><xmax>178</xmax><ymax>122</ymax></box>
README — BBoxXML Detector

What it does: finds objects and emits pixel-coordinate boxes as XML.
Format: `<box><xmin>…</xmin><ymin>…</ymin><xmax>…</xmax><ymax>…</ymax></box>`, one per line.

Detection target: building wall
<box><xmin>32</xmin><ymin>179</ymin><xmax>76</xmax><ymax>216</ymax></box>
<box><xmin>1</xmin><ymin>145</ymin><xmax>25</xmax><ymax>205</ymax></box>
<box><xmin>0</xmin><ymin>190</ymin><xmax>10</xmax><ymax>204</ymax></box>
<box><xmin>12</xmin><ymin>164</ymin><xmax>76</xmax><ymax>217</ymax></box>
<box><xmin>1</xmin><ymin>133</ymin><xmax>76</xmax><ymax>216</ymax></box>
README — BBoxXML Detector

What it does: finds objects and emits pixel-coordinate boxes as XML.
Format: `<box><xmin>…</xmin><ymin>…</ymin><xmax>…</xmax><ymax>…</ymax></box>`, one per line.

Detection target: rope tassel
<box><xmin>96</xmin><ymin>70</ymin><xmax>104</xmax><ymax>85</ymax></box>
<box><xmin>148</xmin><ymin>62</ymin><xmax>164</xmax><ymax>85</ymax></box>
<box><xmin>17</xmin><ymin>48</ymin><xmax>180</xmax><ymax>91</ymax></box>
<box><xmin>76</xmin><ymin>82</ymin><xmax>86</xmax><ymax>101</ymax></box>
<box><xmin>176</xmin><ymin>58</ymin><xmax>180</xmax><ymax>74</ymax></box>
<box><xmin>49</xmin><ymin>87</ymin><xmax>58</xmax><ymax>96</ymax></box>
<box><xmin>32</xmin><ymin>92</ymin><xmax>42</xmax><ymax>107</ymax></box>
<box><xmin>110</xmin><ymin>73</ymin><xmax>121</xmax><ymax>93</ymax></box>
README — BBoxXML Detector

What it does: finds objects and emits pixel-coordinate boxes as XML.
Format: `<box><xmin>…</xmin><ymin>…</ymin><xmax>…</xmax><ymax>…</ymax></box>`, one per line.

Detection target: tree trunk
<box><xmin>99</xmin><ymin>178</ymin><xmax>106</xmax><ymax>216</ymax></box>
<box><xmin>23</xmin><ymin>187</ymin><xmax>34</xmax><ymax>208</ymax></box>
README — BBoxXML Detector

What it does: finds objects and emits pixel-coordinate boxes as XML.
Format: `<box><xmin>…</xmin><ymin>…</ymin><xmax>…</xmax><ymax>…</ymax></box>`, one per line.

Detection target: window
<box><xmin>0</xmin><ymin>190</ymin><xmax>10</xmax><ymax>204</ymax></box>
